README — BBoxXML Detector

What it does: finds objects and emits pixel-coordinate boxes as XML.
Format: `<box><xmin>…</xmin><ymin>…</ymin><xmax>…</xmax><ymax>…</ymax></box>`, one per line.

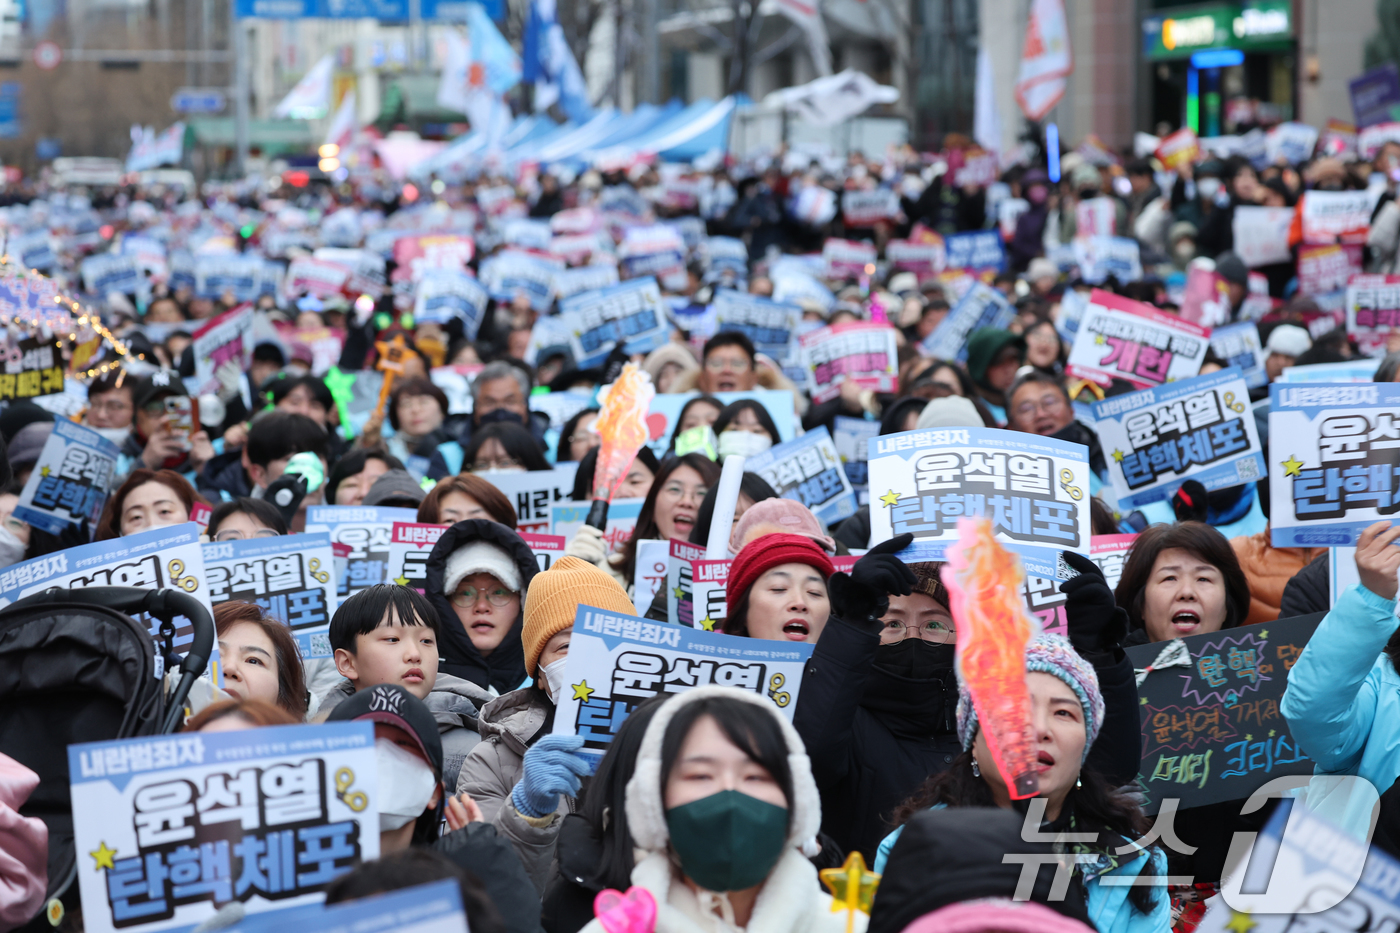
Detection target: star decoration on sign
<box><xmin>39</xmin><ymin>465</ymin><xmax>50</xmax><ymax>477</ymax></box>
<box><xmin>571</xmin><ymin>680</ymin><xmax>595</xmax><ymax>702</ymax></box>
<box><xmin>1280</xmin><ymin>455</ymin><xmax>1304</xmax><ymax>477</ymax></box>
<box><xmin>393</xmin><ymin>575</ymin><xmax>410</xmax><ymax>586</ymax></box>
<box><xmin>1224</xmin><ymin>909</ymin><xmax>1257</xmax><ymax>933</ymax></box>
<box><xmin>90</xmin><ymin>841</ymin><xmax>117</xmax><ymax>871</ymax></box>
<box><xmin>1112</xmin><ymin>449</ymin><xmax>1125</xmax><ymax>463</ymax></box>
<box><xmin>699</xmin><ymin>616</ymin><xmax>717</xmax><ymax>632</ymax></box>
<box><xmin>820</xmin><ymin>851</ymin><xmax>880</xmax><ymax>933</ymax></box>
<box><xmin>672</xmin><ymin>585</ymin><xmax>684</xmax><ymax>599</ymax></box>
<box><xmin>1095</xmin><ymin>334</ymin><xmax>1107</xmax><ymax>345</ymax></box>
<box><xmin>878</xmin><ymin>489</ymin><xmax>900</xmax><ymax>508</ymax></box>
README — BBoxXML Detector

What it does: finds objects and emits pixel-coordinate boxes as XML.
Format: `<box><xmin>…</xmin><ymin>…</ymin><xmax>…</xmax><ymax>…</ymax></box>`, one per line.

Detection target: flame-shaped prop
<box><xmin>943</xmin><ymin>517</ymin><xmax>1041</xmax><ymax>799</ymax></box>
<box><xmin>586</xmin><ymin>363</ymin><xmax>655</xmax><ymax>530</ymax></box>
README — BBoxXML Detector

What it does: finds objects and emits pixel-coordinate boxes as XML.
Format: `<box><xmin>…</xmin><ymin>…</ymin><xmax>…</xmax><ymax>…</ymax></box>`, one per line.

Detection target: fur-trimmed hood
<box><xmin>624</xmin><ymin>686</ymin><xmax>822</xmax><ymax>855</ymax></box>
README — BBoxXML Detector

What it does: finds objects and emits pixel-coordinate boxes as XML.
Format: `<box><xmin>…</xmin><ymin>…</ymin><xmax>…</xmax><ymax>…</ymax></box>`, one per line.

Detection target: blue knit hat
<box><xmin>956</xmin><ymin>634</ymin><xmax>1105</xmax><ymax>762</ymax></box>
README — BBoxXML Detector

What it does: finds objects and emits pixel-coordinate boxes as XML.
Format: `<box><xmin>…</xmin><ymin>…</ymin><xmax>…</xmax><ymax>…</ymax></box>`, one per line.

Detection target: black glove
<box><xmin>1059</xmin><ymin>550</ymin><xmax>1127</xmax><ymax>655</ymax></box>
<box><xmin>827</xmin><ymin>533</ymin><xmax>916</xmax><ymax>631</ymax></box>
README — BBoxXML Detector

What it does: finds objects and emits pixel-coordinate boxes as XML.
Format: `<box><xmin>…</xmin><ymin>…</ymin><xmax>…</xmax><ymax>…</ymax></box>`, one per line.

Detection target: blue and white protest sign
<box><xmin>743</xmin><ymin>426</ymin><xmax>858</xmax><ymax>527</ymax></box>
<box><xmin>1209</xmin><ymin>321</ymin><xmax>1267</xmax><ymax>388</ymax></box>
<box><xmin>867</xmin><ymin>427</ymin><xmax>1092</xmax><ymax>579</ymax></box>
<box><xmin>194</xmin><ymin>255</ymin><xmax>269</xmax><ymax>301</ymax></box>
<box><xmin>711</xmin><ymin>288</ymin><xmax>801</xmax><ymax>363</ymax></box>
<box><xmin>479</xmin><ymin>250</ymin><xmax>559</xmax><ymax>312</ymax></box>
<box><xmin>221</xmin><ymin>880</ymin><xmax>468</xmax><ymax>933</ymax></box>
<box><xmin>920</xmin><ymin>282</ymin><xmax>1016</xmax><ymax>364</ymax></box>
<box><xmin>70</xmin><ymin>722</ymin><xmax>379</xmax><ymax>933</ymax></box>
<box><xmin>13</xmin><ymin>417</ymin><xmax>118</xmax><ymax>535</ymax></box>
<box><xmin>484</xmin><ymin>462</ymin><xmax>581</xmax><ymax>535</ymax></box>
<box><xmin>552</xmin><ymin>498</ymin><xmax>645</xmax><ymax>557</ymax></box>
<box><xmin>561</xmin><ymin>277</ymin><xmax>669</xmax><ymax>368</ymax></box>
<box><xmin>202</xmin><ymin>533</ymin><xmax>338</xmax><ymax>660</ymax></box>
<box><xmin>1278</xmin><ymin>358</ymin><xmax>1382</xmax><ymax>383</ymax></box>
<box><xmin>833</xmin><ymin>415</ymin><xmax>880</xmax><ymax>505</ymax></box>
<box><xmin>552</xmin><ymin>604</ymin><xmax>814</xmax><ymax>769</ymax></box>
<box><xmin>81</xmin><ymin>253</ymin><xmax>142</xmax><ymax>296</ymax></box>
<box><xmin>412</xmin><ymin>270</ymin><xmax>488</xmax><ymax>336</ymax></box>
<box><xmin>943</xmin><ymin>230</ymin><xmax>1007</xmax><ymax>272</ymax></box>
<box><xmin>0</xmin><ymin>522</ymin><xmax>214</xmax><ymax>654</ymax></box>
<box><xmin>1269</xmin><ymin>382</ymin><xmax>1400</xmax><ymax>547</ymax></box>
<box><xmin>705</xmin><ymin>236</ymin><xmax>749</xmax><ymax>282</ymax></box>
<box><xmin>552</xmin><ymin>264</ymin><xmax>618</xmax><ymax>300</ymax></box>
<box><xmin>1072</xmin><ymin>235</ymin><xmax>1143</xmax><ymax>285</ymax></box>
<box><xmin>304</xmin><ymin>506</ymin><xmax>420</xmax><ymax>598</ymax></box>
<box><xmin>1091</xmin><ymin>368</ymin><xmax>1265</xmax><ymax>510</ymax></box>
<box><xmin>1054</xmin><ymin>287</ymin><xmax>1089</xmax><ymax>342</ymax></box>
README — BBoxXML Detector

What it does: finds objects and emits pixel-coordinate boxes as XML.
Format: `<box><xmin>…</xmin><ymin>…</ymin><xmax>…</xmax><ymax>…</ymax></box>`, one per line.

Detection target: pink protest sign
<box><xmin>1065</xmin><ymin>289</ymin><xmax>1210</xmax><ymax>389</ymax></box>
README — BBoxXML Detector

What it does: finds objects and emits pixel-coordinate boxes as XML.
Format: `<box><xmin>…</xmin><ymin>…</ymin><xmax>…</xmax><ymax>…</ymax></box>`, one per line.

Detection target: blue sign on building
<box><xmin>0</xmin><ymin>83</ymin><xmax>19</xmax><ymax>140</ymax></box>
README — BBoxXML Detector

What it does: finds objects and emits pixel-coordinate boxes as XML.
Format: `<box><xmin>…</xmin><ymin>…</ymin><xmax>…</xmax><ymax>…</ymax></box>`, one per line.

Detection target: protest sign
<box><xmin>645</xmin><ymin>389</ymin><xmax>796</xmax><ymax>460</ymax></box>
<box><xmin>1066</xmin><ymin>289</ymin><xmax>1210</xmax><ymax>389</ymax></box>
<box><xmin>1209</xmin><ymin>321</ymin><xmax>1267</xmax><ymax>388</ymax></box>
<box><xmin>221</xmin><ymin>880</ymin><xmax>469</xmax><ymax>933</ymax></box>
<box><xmin>919</xmin><ymin>282</ymin><xmax>1017</xmax><ymax>365</ymax></box>
<box><xmin>1346</xmin><ymin>273</ymin><xmax>1400</xmax><ymax>357</ymax></box>
<box><xmin>822</xmin><ymin>238</ymin><xmax>877</xmax><ymax>278</ymax></box>
<box><xmin>711</xmin><ymin>289</ymin><xmax>800</xmax><ymax>363</ymax></box>
<box><xmin>744</xmin><ymin>426</ymin><xmax>858</xmax><ymax>527</ymax></box>
<box><xmin>194</xmin><ymin>255</ymin><xmax>269</xmax><ymax>302</ymax></box>
<box><xmin>190</xmin><ymin>305</ymin><xmax>253</xmax><ymax>395</ymax></box>
<box><xmin>412</xmin><ymin>271</ymin><xmax>488</xmax><ymax>337</ymax></box>
<box><xmin>81</xmin><ymin>253</ymin><xmax>142</xmax><ymax>295</ymax></box>
<box><xmin>1090</xmin><ymin>534</ymin><xmax>1135</xmax><ymax>590</ymax></box>
<box><xmin>520</xmin><ymin>531</ymin><xmax>566</xmax><ymax>573</ymax></box>
<box><xmin>1054</xmin><ymin>288</ymin><xmax>1089</xmax><ymax>342</ymax></box>
<box><xmin>13</xmin><ymin>416</ymin><xmax>117</xmax><ymax>534</ymax></box>
<box><xmin>943</xmin><ymin>230</ymin><xmax>1007</xmax><ymax>272</ymax></box>
<box><xmin>503</xmin><ymin>218</ymin><xmax>554</xmax><ymax>251</ymax></box>
<box><xmin>561</xmin><ymin>277</ymin><xmax>669</xmax><ymax>369</ymax></box>
<box><xmin>886</xmin><ymin>238</ymin><xmax>945</xmax><ymax>278</ymax></box>
<box><xmin>799</xmin><ymin>321</ymin><xmax>898</xmax><ymax>403</ymax></box>
<box><xmin>1278</xmin><ymin>358</ymin><xmax>1380</xmax><ymax>383</ymax></box>
<box><xmin>203</xmin><ymin>533</ymin><xmax>337</xmax><ymax>659</ymax></box>
<box><xmin>1352</xmin><ymin>63</ymin><xmax>1400</xmax><ymax>129</ymax></box>
<box><xmin>384</xmin><ymin>522</ymin><xmax>445</xmax><ymax>593</ymax></box>
<box><xmin>833</xmin><ymin>415</ymin><xmax>880</xmax><ymax>503</ymax></box>
<box><xmin>0</xmin><ymin>522</ymin><xmax>213</xmax><ymax>659</ymax></box>
<box><xmin>1075</xmin><ymin>198</ymin><xmax>1117</xmax><ymax>238</ymax></box>
<box><xmin>552</xmin><ymin>264</ymin><xmax>619</xmax><ymax>300</ymax></box>
<box><xmin>1072</xmin><ymin>236</ymin><xmax>1142</xmax><ymax>285</ymax></box>
<box><xmin>481</xmin><ymin>463</ymin><xmax>580</xmax><ymax>534</ymax></box>
<box><xmin>479</xmin><ymin>250</ymin><xmax>559</xmax><ymax>312</ymax></box>
<box><xmin>867</xmin><ymin>426</ymin><xmax>1091</xmax><ymax>580</ymax></box>
<box><xmin>1361</xmin><ymin>120</ymin><xmax>1400</xmax><ymax>159</ymax></box>
<box><xmin>0</xmin><ymin>334</ymin><xmax>63</xmax><ymax>402</ymax></box>
<box><xmin>841</xmin><ymin>189</ymin><xmax>901</xmax><ymax>227</ymax></box>
<box><xmin>70</xmin><ymin>721</ymin><xmax>378</xmax><ymax>933</ymax></box>
<box><xmin>793</xmin><ymin>186</ymin><xmax>838</xmax><ymax>226</ymax></box>
<box><xmin>1298</xmin><ymin>243</ymin><xmax>1364</xmax><ymax>297</ymax></box>
<box><xmin>953</xmin><ymin>152</ymin><xmax>999</xmax><ymax>187</ymax></box>
<box><xmin>1265</xmin><ymin>121</ymin><xmax>1320</xmax><ymax>164</ymax></box>
<box><xmin>1155</xmin><ymin>127</ymin><xmax>1200</xmax><ymax>170</ymax></box>
<box><xmin>304</xmin><ymin>506</ymin><xmax>420</xmax><ymax>598</ymax></box>
<box><xmin>684</xmin><ymin>557</ymin><xmax>731</xmax><ymax>633</ymax></box>
<box><xmin>666</xmin><ymin>538</ymin><xmax>708</xmax><ymax>628</ymax></box>
<box><xmin>552</xmin><ymin>604</ymin><xmax>814</xmax><ymax>769</ymax></box>
<box><xmin>1232</xmin><ymin>205</ymin><xmax>1294</xmax><ymax>267</ymax></box>
<box><xmin>1268</xmin><ymin>381</ymin><xmax>1400</xmax><ymax>547</ymax></box>
<box><xmin>283</xmin><ymin>257</ymin><xmax>350</xmax><ymax>300</ymax></box>
<box><xmin>1300</xmin><ymin>190</ymin><xmax>1374</xmax><ymax>244</ymax></box>
<box><xmin>704</xmin><ymin>236</ymin><xmax>749</xmax><ymax>281</ymax></box>
<box><xmin>1127</xmin><ymin>611</ymin><xmax>1320</xmax><ymax>813</ymax></box>
<box><xmin>551</xmin><ymin>498</ymin><xmax>645</xmax><ymax>558</ymax></box>
<box><xmin>1022</xmin><ymin>573</ymin><xmax>1067</xmax><ymax>638</ymax></box>
<box><xmin>391</xmin><ymin>233</ymin><xmax>475</xmax><ymax>281</ymax></box>
<box><xmin>1091</xmin><ymin>368</ymin><xmax>1265</xmax><ymax>510</ymax></box>
<box><xmin>633</xmin><ymin>539</ymin><xmax>670</xmax><ymax>616</ymax></box>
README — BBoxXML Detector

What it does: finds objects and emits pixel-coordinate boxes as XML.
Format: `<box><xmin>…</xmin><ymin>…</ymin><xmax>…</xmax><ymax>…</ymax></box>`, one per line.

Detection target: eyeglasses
<box><xmin>705</xmin><ymin>354</ymin><xmax>751</xmax><ymax>373</ymax></box>
<box><xmin>451</xmin><ymin>585</ymin><xmax>517</xmax><ymax>608</ymax></box>
<box><xmin>880</xmin><ymin>618</ymin><xmax>956</xmax><ymax>644</ymax></box>
<box><xmin>474</xmin><ymin>457</ymin><xmax>522</xmax><ymax>472</ymax></box>
<box><xmin>1013</xmin><ymin>395</ymin><xmax>1067</xmax><ymax>420</ymax></box>
<box><xmin>90</xmin><ymin>398</ymin><xmax>132</xmax><ymax>414</ymax></box>
<box><xmin>213</xmin><ymin>529</ymin><xmax>281</xmax><ymax>542</ymax></box>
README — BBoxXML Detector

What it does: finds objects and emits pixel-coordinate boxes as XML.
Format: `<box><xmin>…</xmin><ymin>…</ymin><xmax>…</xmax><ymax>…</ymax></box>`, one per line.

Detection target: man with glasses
<box><xmin>83</xmin><ymin>371</ymin><xmax>135</xmax><ymax>447</ymax></box>
<box><xmin>1005</xmin><ymin>370</ymin><xmax>1109</xmax><ymax>485</ymax></box>
<box><xmin>115</xmin><ymin>371</ymin><xmax>216</xmax><ymax>482</ymax></box>
<box><xmin>697</xmin><ymin>331</ymin><xmax>759</xmax><ymax>394</ymax></box>
<box><xmin>205</xmin><ymin>497</ymin><xmax>288</xmax><ymax>542</ymax></box>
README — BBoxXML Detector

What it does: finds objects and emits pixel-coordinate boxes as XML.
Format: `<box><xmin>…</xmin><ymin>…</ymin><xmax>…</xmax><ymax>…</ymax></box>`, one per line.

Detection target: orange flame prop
<box><xmin>944</xmin><ymin>517</ymin><xmax>1041</xmax><ymax>800</ymax></box>
<box><xmin>592</xmin><ymin>363</ymin><xmax>655</xmax><ymax>502</ymax></box>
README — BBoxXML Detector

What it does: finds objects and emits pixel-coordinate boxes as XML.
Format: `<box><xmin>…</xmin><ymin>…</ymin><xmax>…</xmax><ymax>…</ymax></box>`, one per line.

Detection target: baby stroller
<box><xmin>0</xmin><ymin>586</ymin><xmax>214</xmax><ymax>931</ymax></box>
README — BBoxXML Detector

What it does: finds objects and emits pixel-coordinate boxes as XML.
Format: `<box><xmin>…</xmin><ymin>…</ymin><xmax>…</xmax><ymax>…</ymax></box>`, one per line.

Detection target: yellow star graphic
<box><xmin>1268</xmin><ymin>729</ymin><xmax>1276</xmax><ymax>737</ymax></box>
<box><xmin>1224</xmin><ymin>909</ymin><xmax>1256</xmax><ymax>933</ymax></box>
<box><xmin>571</xmin><ymin>680</ymin><xmax>595</xmax><ymax>702</ymax></box>
<box><xmin>1244</xmin><ymin>734</ymin><xmax>1253</xmax><ymax>742</ymax></box>
<box><xmin>90</xmin><ymin>841</ymin><xmax>117</xmax><ymax>871</ymax></box>
<box><xmin>699</xmin><ymin>616</ymin><xmax>717</xmax><ymax>632</ymax></box>
<box><xmin>672</xmin><ymin>585</ymin><xmax>684</xmax><ymax>599</ymax></box>
<box><xmin>820</xmin><ymin>851</ymin><xmax>881</xmax><ymax>919</ymax></box>
<box><xmin>1112</xmin><ymin>448</ymin><xmax>1125</xmax><ymax>463</ymax></box>
<box><xmin>878</xmin><ymin>489</ymin><xmax>900</xmax><ymax>508</ymax></box>
<box><xmin>1280</xmin><ymin>455</ymin><xmax>1304</xmax><ymax>477</ymax></box>
<box><xmin>393</xmin><ymin>575</ymin><xmax>410</xmax><ymax>586</ymax></box>
<box><xmin>40</xmin><ymin>465</ymin><xmax>50</xmax><ymax>477</ymax></box>
<box><xmin>1094</xmin><ymin>334</ymin><xmax>1107</xmax><ymax>345</ymax></box>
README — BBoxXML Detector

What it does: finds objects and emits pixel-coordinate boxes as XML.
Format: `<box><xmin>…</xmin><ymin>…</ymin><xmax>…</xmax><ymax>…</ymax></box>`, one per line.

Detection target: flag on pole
<box><xmin>973</xmin><ymin>46</ymin><xmax>1002</xmax><ymax>154</ymax></box>
<box><xmin>523</xmin><ymin>0</ymin><xmax>594</xmax><ymax>122</ymax></box>
<box><xmin>775</xmin><ymin>0</ymin><xmax>832</xmax><ymax>77</ymax></box>
<box><xmin>324</xmin><ymin>89</ymin><xmax>357</xmax><ymax>150</ymax></box>
<box><xmin>1013</xmin><ymin>0</ymin><xmax>1071</xmax><ymax>122</ymax></box>
<box><xmin>436</xmin><ymin>6</ymin><xmax>520</xmax><ymax>148</ymax></box>
<box><xmin>274</xmin><ymin>54</ymin><xmax>334</xmax><ymax>120</ymax></box>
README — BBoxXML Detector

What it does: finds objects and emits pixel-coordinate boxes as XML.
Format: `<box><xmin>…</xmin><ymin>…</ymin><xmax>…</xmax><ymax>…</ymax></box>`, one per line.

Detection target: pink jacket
<box><xmin>0</xmin><ymin>753</ymin><xmax>46</xmax><ymax>932</ymax></box>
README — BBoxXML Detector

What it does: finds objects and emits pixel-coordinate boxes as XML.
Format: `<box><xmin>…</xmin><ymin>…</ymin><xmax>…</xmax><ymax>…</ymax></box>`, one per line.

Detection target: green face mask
<box><xmin>664</xmin><ymin>790</ymin><xmax>789</xmax><ymax>893</ymax></box>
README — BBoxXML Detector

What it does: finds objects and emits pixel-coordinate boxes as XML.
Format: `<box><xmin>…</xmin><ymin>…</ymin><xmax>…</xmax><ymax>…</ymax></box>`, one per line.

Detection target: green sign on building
<box><xmin>1141</xmin><ymin>1</ymin><xmax>1292</xmax><ymax>60</ymax></box>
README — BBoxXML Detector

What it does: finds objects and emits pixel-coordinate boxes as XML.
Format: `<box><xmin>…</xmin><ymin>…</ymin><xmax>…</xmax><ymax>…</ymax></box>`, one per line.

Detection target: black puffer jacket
<box><xmin>424</xmin><ymin>519</ymin><xmax>536</xmax><ymax>693</ymax></box>
<box><xmin>1280</xmin><ymin>550</ymin><xmax>1329</xmax><ymax>618</ymax></box>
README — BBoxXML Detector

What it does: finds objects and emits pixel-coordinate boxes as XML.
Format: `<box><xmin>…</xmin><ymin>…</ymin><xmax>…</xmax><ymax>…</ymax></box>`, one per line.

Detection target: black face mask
<box><xmin>477</xmin><ymin>408</ymin><xmax>524</xmax><ymax>427</ymax></box>
<box><xmin>862</xmin><ymin>640</ymin><xmax>960</xmax><ymax>738</ymax></box>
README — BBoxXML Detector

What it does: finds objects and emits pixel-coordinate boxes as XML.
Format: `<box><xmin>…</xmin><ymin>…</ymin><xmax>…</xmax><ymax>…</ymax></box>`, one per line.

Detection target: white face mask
<box><xmin>92</xmin><ymin>426</ymin><xmax>132</xmax><ymax>447</ymax></box>
<box><xmin>375</xmin><ymin>737</ymin><xmax>438</xmax><ymax>832</ymax></box>
<box><xmin>1197</xmin><ymin>177</ymin><xmax>1222</xmax><ymax>200</ymax></box>
<box><xmin>541</xmin><ymin>656</ymin><xmax>569</xmax><ymax>705</ymax></box>
<box><xmin>717</xmin><ymin>430</ymin><xmax>773</xmax><ymax>459</ymax></box>
<box><xmin>0</xmin><ymin>525</ymin><xmax>24</xmax><ymax>568</ymax></box>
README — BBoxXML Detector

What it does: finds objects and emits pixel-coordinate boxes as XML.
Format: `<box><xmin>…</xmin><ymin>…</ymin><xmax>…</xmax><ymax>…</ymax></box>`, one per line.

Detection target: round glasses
<box><xmin>212</xmin><ymin>529</ymin><xmax>281</xmax><ymax>542</ymax></box>
<box><xmin>879</xmin><ymin>618</ymin><xmax>956</xmax><ymax>645</ymax></box>
<box><xmin>451</xmin><ymin>585</ymin><xmax>516</xmax><ymax>608</ymax></box>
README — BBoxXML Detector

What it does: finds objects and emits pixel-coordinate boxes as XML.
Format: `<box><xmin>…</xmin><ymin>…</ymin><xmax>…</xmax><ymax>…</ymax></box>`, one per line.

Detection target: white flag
<box><xmin>973</xmin><ymin>46</ymin><xmax>1001</xmax><ymax>154</ymax></box>
<box><xmin>776</xmin><ymin>0</ymin><xmax>832</xmax><ymax>77</ymax></box>
<box><xmin>1014</xmin><ymin>0</ymin><xmax>1071</xmax><ymax>121</ymax></box>
<box><xmin>274</xmin><ymin>54</ymin><xmax>334</xmax><ymax>120</ymax></box>
<box><xmin>324</xmin><ymin>89</ymin><xmax>357</xmax><ymax>150</ymax></box>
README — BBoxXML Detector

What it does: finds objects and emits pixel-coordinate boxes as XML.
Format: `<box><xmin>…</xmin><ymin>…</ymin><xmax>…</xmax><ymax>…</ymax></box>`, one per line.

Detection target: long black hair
<box><xmin>667</xmin><ymin>396</ymin><xmax>725</xmax><ymax>451</ymax></box>
<box><xmin>463</xmin><ymin>422</ymin><xmax>551</xmax><ymax>472</ymax></box>
<box><xmin>615</xmin><ymin>452</ymin><xmax>721</xmax><ymax>583</ymax></box>
<box><xmin>892</xmin><ymin>748</ymin><xmax>1159</xmax><ymax>915</ymax></box>
<box><xmin>712</xmin><ymin>399</ymin><xmax>782</xmax><ymax>447</ymax></box>
<box><xmin>688</xmin><ymin>471</ymin><xmax>779</xmax><ymax>545</ymax></box>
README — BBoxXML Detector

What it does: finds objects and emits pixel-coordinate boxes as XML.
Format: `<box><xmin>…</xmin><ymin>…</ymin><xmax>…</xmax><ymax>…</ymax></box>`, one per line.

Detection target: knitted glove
<box><xmin>564</xmin><ymin>523</ymin><xmax>609</xmax><ymax>568</ymax></box>
<box><xmin>510</xmin><ymin>734</ymin><xmax>591</xmax><ymax>818</ymax></box>
<box><xmin>827</xmin><ymin>533</ymin><xmax>916</xmax><ymax>631</ymax></box>
<box><xmin>1060</xmin><ymin>551</ymin><xmax>1127</xmax><ymax>656</ymax></box>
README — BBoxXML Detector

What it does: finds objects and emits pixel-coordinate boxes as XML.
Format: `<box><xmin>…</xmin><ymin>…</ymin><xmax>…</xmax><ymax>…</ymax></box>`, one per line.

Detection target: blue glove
<box><xmin>510</xmin><ymin>734</ymin><xmax>591</xmax><ymax>818</ymax></box>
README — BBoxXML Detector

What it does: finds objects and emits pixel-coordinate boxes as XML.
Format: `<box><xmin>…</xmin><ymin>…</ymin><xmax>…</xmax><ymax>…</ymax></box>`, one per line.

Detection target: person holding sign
<box><xmin>874</xmin><ymin>635</ymin><xmax>1169</xmax><ymax>933</ymax></box>
<box><xmin>574</xmin><ymin>687</ymin><xmax>859</xmax><ymax>933</ymax></box>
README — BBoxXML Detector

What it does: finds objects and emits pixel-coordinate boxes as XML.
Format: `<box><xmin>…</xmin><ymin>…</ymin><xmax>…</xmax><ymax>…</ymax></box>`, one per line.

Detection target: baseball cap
<box><xmin>326</xmin><ymin>684</ymin><xmax>444</xmax><ymax>780</ymax></box>
<box><xmin>132</xmin><ymin>370</ymin><xmax>189</xmax><ymax>413</ymax></box>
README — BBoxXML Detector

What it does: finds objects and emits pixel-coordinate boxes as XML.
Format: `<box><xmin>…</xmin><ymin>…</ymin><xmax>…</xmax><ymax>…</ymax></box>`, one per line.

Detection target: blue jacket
<box><xmin>1280</xmin><ymin>582</ymin><xmax>1400</xmax><ymax>837</ymax></box>
<box><xmin>874</xmin><ymin>809</ymin><xmax>1172</xmax><ymax>933</ymax></box>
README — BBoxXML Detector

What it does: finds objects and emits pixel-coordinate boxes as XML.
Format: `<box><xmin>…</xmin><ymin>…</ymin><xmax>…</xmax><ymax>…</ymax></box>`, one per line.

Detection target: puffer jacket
<box><xmin>1229</xmin><ymin>529</ymin><xmax>1323</xmax><ymax>626</ymax></box>
<box><xmin>577</xmin><ymin>686</ymin><xmax>865</xmax><ymax>933</ymax></box>
<box><xmin>424</xmin><ymin>519</ymin><xmax>536</xmax><ymax>694</ymax></box>
<box><xmin>456</xmin><ymin>686</ymin><xmax>568</xmax><ymax>894</ymax></box>
<box><xmin>1279</xmin><ymin>550</ymin><xmax>1329</xmax><ymax>618</ymax></box>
